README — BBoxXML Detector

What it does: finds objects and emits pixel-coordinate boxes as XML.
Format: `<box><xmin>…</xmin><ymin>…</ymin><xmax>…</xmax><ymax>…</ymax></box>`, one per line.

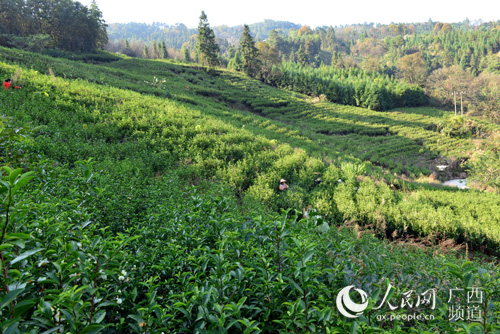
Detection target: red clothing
<box><xmin>3</xmin><ymin>82</ymin><xmax>20</xmax><ymax>90</ymax></box>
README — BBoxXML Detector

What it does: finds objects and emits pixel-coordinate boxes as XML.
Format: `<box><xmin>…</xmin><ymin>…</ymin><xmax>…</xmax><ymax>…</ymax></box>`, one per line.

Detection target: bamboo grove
<box><xmin>269</xmin><ymin>62</ymin><xmax>425</xmax><ymax>111</ymax></box>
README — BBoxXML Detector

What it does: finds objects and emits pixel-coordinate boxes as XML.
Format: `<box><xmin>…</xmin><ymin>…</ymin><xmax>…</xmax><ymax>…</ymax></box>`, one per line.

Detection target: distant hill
<box><xmin>106</xmin><ymin>20</ymin><xmax>301</xmax><ymax>48</ymax></box>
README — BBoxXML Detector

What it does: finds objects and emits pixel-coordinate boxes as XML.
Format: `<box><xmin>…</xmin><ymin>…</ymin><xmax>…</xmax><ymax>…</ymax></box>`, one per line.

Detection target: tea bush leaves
<box><xmin>1</xmin><ymin>47</ymin><xmax>499</xmax><ymax>333</ymax></box>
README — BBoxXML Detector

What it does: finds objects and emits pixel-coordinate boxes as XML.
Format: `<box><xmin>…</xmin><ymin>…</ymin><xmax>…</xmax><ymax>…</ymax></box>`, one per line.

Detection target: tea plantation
<box><xmin>0</xmin><ymin>47</ymin><xmax>499</xmax><ymax>333</ymax></box>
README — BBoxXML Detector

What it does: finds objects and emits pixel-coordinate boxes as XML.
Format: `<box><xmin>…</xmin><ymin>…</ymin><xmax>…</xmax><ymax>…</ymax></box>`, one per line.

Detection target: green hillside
<box><xmin>1</xmin><ymin>47</ymin><xmax>499</xmax><ymax>333</ymax></box>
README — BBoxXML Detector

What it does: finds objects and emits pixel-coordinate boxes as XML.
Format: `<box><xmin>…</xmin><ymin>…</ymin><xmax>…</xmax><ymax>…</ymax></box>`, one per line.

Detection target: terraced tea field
<box><xmin>1</xmin><ymin>47</ymin><xmax>500</xmax><ymax>333</ymax></box>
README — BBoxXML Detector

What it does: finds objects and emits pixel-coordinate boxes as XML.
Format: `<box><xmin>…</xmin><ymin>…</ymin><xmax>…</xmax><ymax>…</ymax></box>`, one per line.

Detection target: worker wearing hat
<box><xmin>279</xmin><ymin>179</ymin><xmax>289</xmax><ymax>191</ymax></box>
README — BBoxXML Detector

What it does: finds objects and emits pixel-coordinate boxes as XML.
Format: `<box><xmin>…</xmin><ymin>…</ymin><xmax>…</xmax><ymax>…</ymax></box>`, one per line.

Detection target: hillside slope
<box><xmin>1</xmin><ymin>47</ymin><xmax>500</xmax><ymax>252</ymax></box>
<box><xmin>1</xmin><ymin>47</ymin><xmax>500</xmax><ymax>333</ymax></box>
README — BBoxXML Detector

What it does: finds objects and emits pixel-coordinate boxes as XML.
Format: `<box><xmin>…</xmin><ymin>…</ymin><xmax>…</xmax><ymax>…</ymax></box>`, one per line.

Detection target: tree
<box><xmin>324</xmin><ymin>26</ymin><xmax>336</xmax><ymax>51</ymax></box>
<box><xmin>441</xmin><ymin>23</ymin><xmax>453</xmax><ymax>33</ymax></box>
<box><xmin>304</xmin><ymin>37</ymin><xmax>321</xmax><ymax>60</ymax></box>
<box><xmin>196</xmin><ymin>11</ymin><xmax>219</xmax><ymax>70</ymax></box>
<box><xmin>297</xmin><ymin>45</ymin><xmax>309</xmax><ymax>66</ymax></box>
<box><xmin>160</xmin><ymin>41</ymin><xmax>168</xmax><ymax>59</ymax></box>
<box><xmin>427</xmin><ymin>65</ymin><xmax>472</xmax><ymax>109</ymax></box>
<box><xmin>388</xmin><ymin>24</ymin><xmax>404</xmax><ymax>36</ymax></box>
<box><xmin>362</xmin><ymin>56</ymin><xmax>382</xmax><ymax>72</ymax></box>
<box><xmin>433</xmin><ymin>22</ymin><xmax>444</xmax><ymax>34</ymax></box>
<box><xmin>88</xmin><ymin>0</ymin><xmax>108</xmax><ymax>50</ymax></box>
<box><xmin>256</xmin><ymin>41</ymin><xmax>281</xmax><ymax>82</ymax></box>
<box><xmin>466</xmin><ymin>150</ymin><xmax>500</xmax><ymax>191</ymax></box>
<box><xmin>297</xmin><ymin>25</ymin><xmax>313</xmax><ymax>37</ymax></box>
<box><xmin>182</xmin><ymin>47</ymin><xmax>191</xmax><ymax>62</ymax></box>
<box><xmin>470</xmin><ymin>72</ymin><xmax>500</xmax><ymax>123</ymax></box>
<box><xmin>331</xmin><ymin>51</ymin><xmax>344</xmax><ymax>69</ymax></box>
<box><xmin>0</xmin><ymin>0</ymin><xmax>107</xmax><ymax>52</ymax></box>
<box><xmin>151</xmin><ymin>41</ymin><xmax>158</xmax><ymax>58</ymax></box>
<box><xmin>228</xmin><ymin>50</ymin><xmax>243</xmax><ymax>71</ymax></box>
<box><xmin>268</xmin><ymin>29</ymin><xmax>286</xmax><ymax>54</ymax></box>
<box><xmin>239</xmin><ymin>24</ymin><xmax>261</xmax><ymax>77</ymax></box>
<box><xmin>123</xmin><ymin>39</ymin><xmax>133</xmax><ymax>56</ymax></box>
<box><xmin>397</xmin><ymin>52</ymin><xmax>428</xmax><ymax>86</ymax></box>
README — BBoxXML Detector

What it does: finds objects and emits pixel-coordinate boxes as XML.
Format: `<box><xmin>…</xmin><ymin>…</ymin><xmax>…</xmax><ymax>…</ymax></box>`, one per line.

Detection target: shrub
<box><xmin>466</xmin><ymin>150</ymin><xmax>500</xmax><ymax>191</ymax></box>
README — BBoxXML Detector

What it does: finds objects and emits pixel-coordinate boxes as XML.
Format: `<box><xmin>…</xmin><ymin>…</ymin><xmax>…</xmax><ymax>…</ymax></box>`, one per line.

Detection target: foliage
<box><xmin>255</xmin><ymin>41</ymin><xmax>281</xmax><ymax>83</ymax></box>
<box><xmin>397</xmin><ymin>52</ymin><xmax>428</xmax><ymax>86</ymax></box>
<box><xmin>227</xmin><ymin>50</ymin><xmax>243</xmax><ymax>72</ymax></box>
<box><xmin>183</xmin><ymin>46</ymin><xmax>192</xmax><ymax>62</ymax></box>
<box><xmin>436</xmin><ymin>115</ymin><xmax>484</xmax><ymax>138</ymax></box>
<box><xmin>102</xmin><ymin>17</ymin><xmax>500</xmax><ymax>124</ymax></box>
<box><xmin>1</xmin><ymin>34</ymin><xmax>52</xmax><ymax>53</ymax></box>
<box><xmin>0</xmin><ymin>45</ymin><xmax>499</xmax><ymax>256</ymax></box>
<box><xmin>196</xmin><ymin>11</ymin><xmax>220</xmax><ymax>70</ymax></box>
<box><xmin>0</xmin><ymin>0</ymin><xmax>107</xmax><ymax>52</ymax></box>
<box><xmin>239</xmin><ymin>25</ymin><xmax>261</xmax><ymax>78</ymax></box>
<box><xmin>426</xmin><ymin>66</ymin><xmax>500</xmax><ymax>122</ymax></box>
<box><xmin>466</xmin><ymin>150</ymin><xmax>500</xmax><ymax>191</ymax></box>
<box><xmin>0</xmin><ymin>117</ymin><xmax>33</xmax><ymax>166</ymax></box>
<box><xmin>106</xmin><ymin>20</ymin><xmax>300</xmax><ymax>50</ymax></box>
<box><xmin>426</xmin><ymin>65</ymin><xmax>472</xmax><ymax>108</ymax></box>
<box><xmin>270</xmin><ymin>62</ymin><xmax>426</xmax><ymax>110</ymax></box>
<box><xmin>1</xmin><ymin>46</ymin><xmax>500</xmax><ymax>333</ymax></box>
<box><xmin>470</xmin><ymin>72</ymin><xmax>500</xmax><ymax>123</ymax></box>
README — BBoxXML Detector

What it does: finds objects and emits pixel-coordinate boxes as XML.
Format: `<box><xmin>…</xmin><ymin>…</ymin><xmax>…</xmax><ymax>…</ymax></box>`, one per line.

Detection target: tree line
<box><xmin>226</xmin><ymin>19</ymin><xmax>500</xmax><ymax>120</ymax></box>
<box><xmin>0</xmin><ymin>0</ymin><xmax>107</xmax><ymax>52</ymax></box>
<box><xmin>107</xmin><ymin>14</ymin><xmax>500</xmax><ymax>119</ymax></box>
<box><xmin>107</xmin><ymin>20</ymin><xmax>300</xmax><ymax>48</ymax></box>
<box><xmin>2</xmin><ymin>1</ymin><xmax>500</xmax><ymax>120</ymax></box>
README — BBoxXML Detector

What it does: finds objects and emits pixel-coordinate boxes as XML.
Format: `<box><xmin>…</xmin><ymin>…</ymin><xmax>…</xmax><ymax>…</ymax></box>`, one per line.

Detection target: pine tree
<box><xmin>183</xmin><ymin>47</ymin><xmax>191</xmax><ymax>62</ymax></box>
<box><xmin>123</xmin><ymin>39</ymin><xmax>132</xmax><ymax>56</ymax></box>
<box><xmin>297</xmin><ymin>45</ymin><xmax>309</xmax><ymax>66</ymax></box>
<box><xmin>228</xmin><ymin>50</ymin><xmax>243</xmax><ymax>71</ymax></box>
<box><xmin>325</xmin><ymin>26</ymin><xmax>336</xmax><ymax>51</ymax></box>
<box><xmin>240</xmin><ymin>24</ymin><xmax>261</xmax><ymax>77</ymax></box>
<box><xmin>152</xmin><ymin>41</ymin><xmax>158</xmax><ymax>59</ymax></box>
<box><xmin>196</xmin><ymin>11</ymin><xmax>219</xmax><ymax>70</ymax></box>
<box><xmin>160</xmin><ymin>41</ymin><xmax>169</xmax><ymax>59</ymax></box>
<box><xmin>331</xmin><ymin>51</ymin><xmax>344</xmax><ymax>69</ymax></box>
<box><xmin>88</xmin><ymin>0</ymin><xmax>108</xmax><ymax>51</ymax></box>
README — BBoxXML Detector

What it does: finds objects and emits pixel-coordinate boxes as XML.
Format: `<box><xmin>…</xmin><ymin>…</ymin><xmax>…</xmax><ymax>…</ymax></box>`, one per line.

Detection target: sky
<box><xmin>78</xmin><ymin>0</ymin><xmax>500</xmax><ymax>28</ymax></box>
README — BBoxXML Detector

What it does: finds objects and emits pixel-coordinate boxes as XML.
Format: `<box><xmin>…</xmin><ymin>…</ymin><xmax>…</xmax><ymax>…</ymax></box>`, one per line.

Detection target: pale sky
<box><xmin>78</xmin><ymin>0</ymin><xmax>500</xmax><ymax>28</ymax></box>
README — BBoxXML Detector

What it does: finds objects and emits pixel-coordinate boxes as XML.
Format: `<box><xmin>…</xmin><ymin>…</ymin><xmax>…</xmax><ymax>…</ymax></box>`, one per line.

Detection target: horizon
<box><xmin>104</xmin><ymin>17</ymin><xmax>491</xmax><ymax>29</ymax></box>
<box><xmin>78</xmin><ymin>0</ymin><xmax>500</xmax><ymax>29</ymax></box>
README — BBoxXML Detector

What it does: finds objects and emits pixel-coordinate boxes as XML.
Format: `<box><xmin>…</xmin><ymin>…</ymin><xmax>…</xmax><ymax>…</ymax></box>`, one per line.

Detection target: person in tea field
<box><xmin>279</xmin><ymin>178</ymin><xmax>289</xmax><ymax>191</ymax></box>
<box><xmin>3</xmin><ymin>79</ymin><xmax>21</xmax><ymax>90</ymax></box>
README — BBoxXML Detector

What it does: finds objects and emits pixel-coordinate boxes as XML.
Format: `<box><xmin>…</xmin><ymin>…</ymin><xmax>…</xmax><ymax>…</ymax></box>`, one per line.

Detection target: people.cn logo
<box><xmin>336</xmin><ymin>285</ymin><xmax>369</xmax><ymax>318</ymax></box>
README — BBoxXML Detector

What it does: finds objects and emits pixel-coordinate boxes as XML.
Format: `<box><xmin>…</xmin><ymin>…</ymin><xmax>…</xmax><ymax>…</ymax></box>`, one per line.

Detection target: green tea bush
<box><xmin>437</xmin><ymin>115</ymin><xmax>485</xmax><ymax>138</ymax></box>
<box><xmin>2</xmin><ymin>46</ymin><xmax>500</xmax><ymax>260</ymax></box>
<box><xmin>0</xmin><ymin>87</ymin><xmax>499</xmax><ymax>334</ymax></box>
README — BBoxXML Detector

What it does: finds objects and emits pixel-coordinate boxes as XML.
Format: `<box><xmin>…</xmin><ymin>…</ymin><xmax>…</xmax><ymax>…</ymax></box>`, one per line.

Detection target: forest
<box><xmin>0</xmin><ymin>0</ymin><xmax>107</xmax><ymax>52</ymax></box>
